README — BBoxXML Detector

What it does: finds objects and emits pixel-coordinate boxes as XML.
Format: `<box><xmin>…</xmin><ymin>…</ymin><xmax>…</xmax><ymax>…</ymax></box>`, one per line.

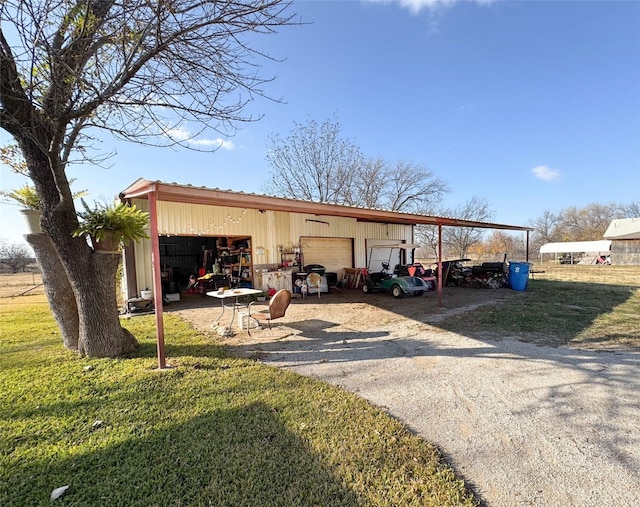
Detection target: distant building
<box><xmin>539</xmin><ymin>240</ymin><xmax>611</xmax><ymax>264</ymax></box>
<box><xmin>603</xmin><ymin>218</ymin><xmax>640</xmax><ymax>265</ymax></box>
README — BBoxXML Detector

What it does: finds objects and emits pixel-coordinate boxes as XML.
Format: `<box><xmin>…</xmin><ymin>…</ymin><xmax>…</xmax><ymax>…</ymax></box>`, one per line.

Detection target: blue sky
<box><xmin>1</xmin><ymin>0</ymin><xmax>639</xmax><ymax>246</ymax></box>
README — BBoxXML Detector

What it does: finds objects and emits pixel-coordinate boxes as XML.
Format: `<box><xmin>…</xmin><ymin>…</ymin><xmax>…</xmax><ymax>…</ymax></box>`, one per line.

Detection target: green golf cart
<box><xmin>361</xmin><ymin>243</ymin><xmax>429</xmax><ymax>298</ymax></box>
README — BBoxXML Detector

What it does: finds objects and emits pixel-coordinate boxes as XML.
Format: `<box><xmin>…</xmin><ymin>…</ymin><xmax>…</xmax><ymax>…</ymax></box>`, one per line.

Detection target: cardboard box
<box><xmin>166</xmin><ymin>292</ymin><xmax>181</xmax><ymax>302</ymax></box>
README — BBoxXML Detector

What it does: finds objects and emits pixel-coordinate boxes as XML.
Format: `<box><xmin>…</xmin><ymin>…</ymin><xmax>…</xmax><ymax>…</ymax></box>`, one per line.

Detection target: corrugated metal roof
<box><xmin>603</xmin><ymin>218</ymin><xmax>640</xmax><ymax>240</ymax></box>
<box><xmin>119</xmin><ymin>178</ymin><xmax>533</xmax><ymax>232</ymax></box>
<box><xmin>539</xmin><ymin>240</ymin><xmax>612</xmax><ymax>254</ymax></box>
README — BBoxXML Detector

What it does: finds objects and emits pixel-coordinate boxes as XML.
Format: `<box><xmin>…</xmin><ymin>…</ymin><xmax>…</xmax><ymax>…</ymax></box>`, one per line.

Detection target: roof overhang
<box><xmin>119</xmin><ymin>179</ymin><xmax>533</xmax><ymax>232</ymax></box>
<box><xmin>603</xmin><ymin>218</ymin><xmax>640</xmax><ymax>240</ymax></box>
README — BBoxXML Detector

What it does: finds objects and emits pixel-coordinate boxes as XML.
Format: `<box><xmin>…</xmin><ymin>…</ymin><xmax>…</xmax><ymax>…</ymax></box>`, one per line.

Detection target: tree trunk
<box><xmin>69</xmin><ymin>247</ymin><xmax>139</xmax><ymax>357</ymax></box>
<box><xmin>18</xmin><ymin>124</ymin><xmax>139</xmax><ymax>358</ymax></box>
<box><xmin>25</xmin><ymin>232</ymin><xmax>80</xmax><ymax>351</ymax></box>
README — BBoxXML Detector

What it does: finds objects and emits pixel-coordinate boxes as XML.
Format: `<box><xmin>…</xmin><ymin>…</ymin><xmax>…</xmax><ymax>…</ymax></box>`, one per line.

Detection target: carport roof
<box><xmin>119</xmin><ymin>178</ymin><xmax>533</xmax><ymax>232</ymax></box>
<box><xmin>539</xmin><ymin>240</ymin><xmax>612</xmax><ymax>254</ymax></box>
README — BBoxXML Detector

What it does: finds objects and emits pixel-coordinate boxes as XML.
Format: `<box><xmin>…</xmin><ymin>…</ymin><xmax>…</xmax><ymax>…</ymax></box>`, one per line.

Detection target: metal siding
<box><xmin>288</xmin><ymin>213</ymin><xmax>357</xmax><ymax>240</ymax></box>
<box><xmin>131</xmin><ymin>200</ymin><xmax>414</xmax><ymax>291</ymax></box>
<box><xmin>354</xmin><ymin>222</ymin><xmax>412</xmax><ymax>268</ymax></box>
<box><xmin>127</xmin><ymin>199</ymin><xmax>153</xmax><ymax>296</ymax></box>
<box><xmin>133</xmin><ymin>235</ymin><xmax>153</xmax><ymax>295</ymax></box>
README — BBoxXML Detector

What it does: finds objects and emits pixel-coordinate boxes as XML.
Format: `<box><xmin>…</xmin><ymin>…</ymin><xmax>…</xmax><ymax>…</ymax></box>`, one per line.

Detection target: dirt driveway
<box><xmin>173</xmin><ymin>289</ymin><xmax>640</xmax><ymax>507</ymax></box>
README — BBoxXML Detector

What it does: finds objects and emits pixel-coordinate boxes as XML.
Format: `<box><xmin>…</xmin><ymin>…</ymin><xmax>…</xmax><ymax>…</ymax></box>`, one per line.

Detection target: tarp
<box><xmin>539</xmin><ymin>240</ymin><xmax>611</xmax><ymax>254</ymax></box>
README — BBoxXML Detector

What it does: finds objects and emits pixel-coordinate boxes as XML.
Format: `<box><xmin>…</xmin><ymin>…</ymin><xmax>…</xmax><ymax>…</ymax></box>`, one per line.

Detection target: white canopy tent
<box><xmin>539</xmin><ymin>240</ymin><xmax>612</xmax><ymax>263</ymax></box>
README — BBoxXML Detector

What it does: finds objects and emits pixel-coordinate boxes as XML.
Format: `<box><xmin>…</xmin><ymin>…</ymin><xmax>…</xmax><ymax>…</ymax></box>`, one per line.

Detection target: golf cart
<box><xmin>361</xmin><ymin>243</ymin><xmax>430</xmax><ymax>298</ymax></box>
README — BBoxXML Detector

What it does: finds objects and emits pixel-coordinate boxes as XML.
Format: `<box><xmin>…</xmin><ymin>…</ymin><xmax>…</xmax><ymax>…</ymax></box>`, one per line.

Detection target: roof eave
<box><xmin>119</xmin><ymin>179</ymin><xmax>532</xmax><ymax>232</ymax></box>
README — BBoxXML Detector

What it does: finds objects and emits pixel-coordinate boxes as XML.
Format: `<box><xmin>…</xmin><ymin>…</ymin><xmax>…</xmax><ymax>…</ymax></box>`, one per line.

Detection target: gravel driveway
<box><xmin>174</xmin><ymin>292</ymin><xmax>640</xmax><ymax>506</ymax></box>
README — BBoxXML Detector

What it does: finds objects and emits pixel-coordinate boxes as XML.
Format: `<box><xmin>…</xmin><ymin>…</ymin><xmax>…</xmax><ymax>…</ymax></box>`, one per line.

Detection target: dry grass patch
<box><xmin>438</xmin><ymin>263</ymin><xmax>640</xmax><ymax>349</ymax></box>
<box><xmin>0</xmin><ymin>271</ymin><xmax>44</xmax><ymax>298</ymax></box>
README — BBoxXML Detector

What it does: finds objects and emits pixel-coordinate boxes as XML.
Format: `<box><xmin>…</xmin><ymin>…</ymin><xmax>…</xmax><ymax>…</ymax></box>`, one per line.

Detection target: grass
<box><xmin>0</xmin><ymin>295</ymin><xmax>477</xmax><ymax>507</ymax></box>
<box><xmin>438</xmin><ymin>263</ymin><xmax>640</xmax><ymax>348</ymax></box>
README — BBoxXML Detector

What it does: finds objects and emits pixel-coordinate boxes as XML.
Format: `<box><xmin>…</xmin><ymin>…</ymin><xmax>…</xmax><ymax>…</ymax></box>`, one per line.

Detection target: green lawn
<box><xmin>0</xmin><ymin>297</ymin><xmax>477</xmax><ymax>506</ymax></box>
<box><xmin>438</xmin><ymin>264</ymin><xmax>640</xmax><ymax>349</ymax></box>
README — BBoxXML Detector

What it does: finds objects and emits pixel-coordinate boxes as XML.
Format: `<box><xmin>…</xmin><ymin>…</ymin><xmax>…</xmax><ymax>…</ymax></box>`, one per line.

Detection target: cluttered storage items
<box><xmin>158</xmin><ymin>236</ymin><xmax>254</xmax><ymax>295</ymax></box>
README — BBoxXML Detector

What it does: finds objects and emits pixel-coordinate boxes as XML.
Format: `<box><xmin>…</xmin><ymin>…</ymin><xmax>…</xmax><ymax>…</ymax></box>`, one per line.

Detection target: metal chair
<box><xmin>246</xmin><ymin>289</ymin><xmax>292</xmax><ymax>335</ymax></box>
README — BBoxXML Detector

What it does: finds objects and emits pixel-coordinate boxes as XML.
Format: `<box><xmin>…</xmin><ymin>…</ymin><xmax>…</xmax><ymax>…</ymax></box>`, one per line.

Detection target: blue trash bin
<box><xmin>508</xmin><ymin>262</ymin><xmax>530</xmax><ymax>291</ymax></box>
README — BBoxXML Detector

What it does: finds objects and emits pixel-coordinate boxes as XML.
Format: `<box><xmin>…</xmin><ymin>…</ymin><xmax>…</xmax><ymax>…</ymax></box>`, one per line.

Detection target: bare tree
<box><xmin>623</xmin><ymin>201</ymin><xmax>640</xmax><ymax>218</ymax></box>
<box><xmin>0</xmin><ymin>0</ymin><xmax>296</xmax><ymax>357</ymax></box>
<box><xmin>557</xmin><ymin>203</ymin><xmax>623</xmax><ymax>241</ymax></box>
<box><xmin>0</xmin><ymin>242</ymin><xmax>32</xmax><ymax>273</ymax></box>
<box><xmin>414</xmin><ymin>223</ymin><xmax>440</xmax><ymax>261</ymax></box>
<box><xmin>343</xmin><ymin>157</ymin><xmax>387</xmax><ymax>208</ymax></box>
<box><xmin>442</xmin><ymin>197</ymin><xmax>494</xmax><ymax>258</ymax></box>
<box><xmin>346</xmin><ymin>159</ymin><xmax>448</xmax><ymax>212</ymax></box>
<box><xmin>531</xmin><ymin>202</ymin><xmax>627</xmax><ymax>248</ymax></box>
<box><xmin>264</xmin><ymin>115</ymin><xmax>364</xmax><ymax>203</ymax></box>
<box><xmin>530</xmin><ymin>209</ymin><xmax>560</xmax><ymax>253</ymax></box>
<box><xmin>265</xmin><ymin>116</ymin><xmax>449</xmax><ymax>213</ymax></box>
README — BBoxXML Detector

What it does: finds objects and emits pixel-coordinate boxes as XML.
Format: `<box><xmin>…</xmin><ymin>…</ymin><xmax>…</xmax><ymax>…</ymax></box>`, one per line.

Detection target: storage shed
<box><xmin>603</xmin><ymin>218</ymin><xmax>640</xmax><ymax>265</ymax></box>
<box><xmin>119</xmin><ymin>179</ymin><xmax>533</xmax><ymax>301</ymax></box>
<box><xmin>118</xmin><ymin>179</ymin><xmax>532</xmax><ymax>368</ymax></box>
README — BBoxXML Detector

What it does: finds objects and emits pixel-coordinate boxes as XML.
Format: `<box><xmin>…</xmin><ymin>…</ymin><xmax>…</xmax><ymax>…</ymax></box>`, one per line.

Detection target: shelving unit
<box><xmin>224</xmin><ymin>250</ymin><xmax>253</xmax><ymax>283</ymax></box>
<box><xmin>280</xmin><ymin>248</ymin><xmax>302</xmax><ymax>269</ymax></box>
<box><xmin>222</xmin><ymin>249</ymin><xmax>253</xmax><ymax>286</ymax></box>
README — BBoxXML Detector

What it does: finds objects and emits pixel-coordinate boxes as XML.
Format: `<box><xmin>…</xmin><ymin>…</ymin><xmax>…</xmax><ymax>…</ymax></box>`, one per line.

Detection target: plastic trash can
<box><xmin>508</xmin><ymin>262</ymin><xmax>530</xmax><ymax>291</ymax></box>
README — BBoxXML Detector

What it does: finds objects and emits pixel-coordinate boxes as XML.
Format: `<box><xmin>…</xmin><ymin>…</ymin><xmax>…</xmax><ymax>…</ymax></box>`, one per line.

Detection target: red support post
<box><xmin>148</xmin><ymin>189</ymin><xmax>166</xmax><ymax>369</ymax></box>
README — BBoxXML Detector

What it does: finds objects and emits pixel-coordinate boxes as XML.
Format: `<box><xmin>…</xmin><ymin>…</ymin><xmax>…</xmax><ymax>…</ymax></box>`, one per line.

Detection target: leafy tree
<box><xmin>0</xmin><ymin>242</ymin><xmax>32</xmax><ymax>273</ymax></box>
<box><xmin>0</xmin><ymin>0</ymin><xmax>295</xmax><ymax>357</ymax></box>
<box><xmin>469</xmin><ymin>230</ymin><xmax>527</xmax><ymax>261</ymax></box>
<box><xmin>264</xmin><ymin>115</ymin><xmax>448</xmax><ymax>211</ymax></box>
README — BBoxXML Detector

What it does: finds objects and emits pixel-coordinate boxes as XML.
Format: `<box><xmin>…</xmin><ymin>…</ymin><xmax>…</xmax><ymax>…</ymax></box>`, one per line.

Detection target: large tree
<box><xmin>264</xmin><ymin>115</ymin><xmax>365</xmax><ymax>203</ymax></box>
<box><xmin>530</xmin><ymin>201</ymin><xmax>636</xmax><ymax>252</ymax></box>
<box><xmin>414</xmin><ymin>197</ymin><xmax>494</xmax><ymax>260</ymax></box>
<box><xmin>264</xmin><ymin>115</ymin><xmax>448</xmax><ymax>211</ymax></box>
<box><xmin>0</xmin><ymin>0</ymin><xmax>295</xmax><ymax>357</ymax></box>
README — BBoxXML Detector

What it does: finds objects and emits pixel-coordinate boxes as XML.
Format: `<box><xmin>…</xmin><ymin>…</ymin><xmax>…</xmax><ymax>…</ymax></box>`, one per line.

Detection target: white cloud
<box><xmin>532</xmin><ymin>165</ymin><xmax>561</xmax><ymax>182</ymax></box>
<box><xmin>191</xmin><ymin>138</ymin><xmax>235</xmax><ymax>150</ymax></box>
<box><xmin>164</xmin><ymin>127</ymin><xmax>191</xmax><ymax>141</ymax></box>
<box><xmin>163</xmin><ymin>127</ymin><xmax>234</xmax><ymax>150</ymax></box>
<box><xmin>363</xmin><ymin>0</ymin><xmax>494</xmax><ymax>14</ymax></box>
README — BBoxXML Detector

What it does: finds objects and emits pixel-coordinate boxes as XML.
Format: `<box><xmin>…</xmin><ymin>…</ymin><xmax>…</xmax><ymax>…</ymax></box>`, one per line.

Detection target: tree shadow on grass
<box><xmin>432</xmin><ymin>280</ymin><xmax>639</xmax><ymax>348</ymax></box>
<box><xmin>2</xmin><ymin>401</ymin><xmax>361</xmax><ymax>507</ymax></box>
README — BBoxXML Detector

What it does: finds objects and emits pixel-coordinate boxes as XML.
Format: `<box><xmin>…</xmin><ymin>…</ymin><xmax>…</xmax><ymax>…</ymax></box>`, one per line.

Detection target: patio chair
<box><xmin>246</xmin><ymin>289</ymin><xmax>292</xmax><ymax>336</ymax></box>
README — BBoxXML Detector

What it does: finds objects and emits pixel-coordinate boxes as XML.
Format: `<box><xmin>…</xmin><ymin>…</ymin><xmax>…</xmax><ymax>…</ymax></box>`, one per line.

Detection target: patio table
<box><xmin>206</xmin><ymin>288</ymin><xmax>263</xmax><ymax>332</ymax></box>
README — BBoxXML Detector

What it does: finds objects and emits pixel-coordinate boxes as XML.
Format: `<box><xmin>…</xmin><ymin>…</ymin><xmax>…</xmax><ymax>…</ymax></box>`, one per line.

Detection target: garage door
<box><xmin>301</xmin><ymin>237</ymin><xmax>353</xmax><ymax>277</ymax></box>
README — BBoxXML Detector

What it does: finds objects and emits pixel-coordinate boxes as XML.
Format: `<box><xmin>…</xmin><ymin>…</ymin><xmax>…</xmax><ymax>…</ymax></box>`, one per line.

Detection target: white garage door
<box><xmin>301</xmin><ymin>237</ymin><xmax>353</xmax><ymax>277</ymax></box>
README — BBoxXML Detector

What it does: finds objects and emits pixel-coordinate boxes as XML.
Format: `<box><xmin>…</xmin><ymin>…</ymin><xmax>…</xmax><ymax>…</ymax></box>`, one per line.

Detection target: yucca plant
<box><xmin>73</xmin><ymin>199</ymin><xmax>149</xmax><ymax>247</ymax></box>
